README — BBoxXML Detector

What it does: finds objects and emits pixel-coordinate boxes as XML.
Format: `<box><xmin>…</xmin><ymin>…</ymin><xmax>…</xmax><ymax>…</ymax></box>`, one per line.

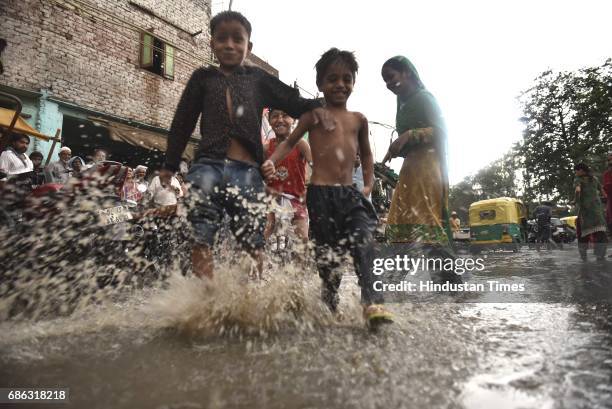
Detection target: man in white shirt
<box><xmin>44</xmin><ymin>146</ymin><xmax>71</xmax><ymax>184</ymax></box>
<box><xmin>148</xmin><ymin>168</ymin><xmax>183</xmax><ymax>206</ymax></box>
<box><xmin>0</xmin><ymin>133</ymin><xmax>33</xmax><ymax>182</ymax></box>
<box><xmin>0</xmin><ymin>134</ymin><xmax>34</xmax><ymax>218</ymax></box>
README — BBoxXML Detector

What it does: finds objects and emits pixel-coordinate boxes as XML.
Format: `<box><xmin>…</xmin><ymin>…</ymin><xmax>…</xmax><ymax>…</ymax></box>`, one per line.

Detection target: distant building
<box><xmin>0</xmin><ymin>0</ymin><xmax>278</xmax><ymax>167</ymax></box>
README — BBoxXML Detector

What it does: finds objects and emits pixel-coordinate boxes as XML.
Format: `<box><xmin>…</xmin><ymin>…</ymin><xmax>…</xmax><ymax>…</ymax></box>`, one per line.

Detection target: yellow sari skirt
<box><xmin>386</xmin><ymin>147</ymin><xmax>452</xmax><ymax>246</ymax></box>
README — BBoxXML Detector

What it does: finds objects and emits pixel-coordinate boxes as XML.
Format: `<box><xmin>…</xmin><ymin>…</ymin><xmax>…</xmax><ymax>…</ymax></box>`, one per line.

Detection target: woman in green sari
<box><xmin>381</xmin><ymin>56</ymin><xmax>453</xmax><ymax>251</ymax></box>
<box><xmin>574</xmin><ymin>162</ymin><xmax>608</xmax><ymax>261</ymax></box>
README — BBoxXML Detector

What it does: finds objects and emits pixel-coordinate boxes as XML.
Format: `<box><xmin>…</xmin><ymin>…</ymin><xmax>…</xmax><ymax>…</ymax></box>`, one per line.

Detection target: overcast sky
<box><xmin>213</xmin><ymin>0</ymin><xmax>611</xmax><ymax>184</ymax></box>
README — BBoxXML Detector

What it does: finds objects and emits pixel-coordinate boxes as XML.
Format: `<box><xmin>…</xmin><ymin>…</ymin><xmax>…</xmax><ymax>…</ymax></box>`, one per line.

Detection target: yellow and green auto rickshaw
<box><xmin>560</xmin><ymin>216</ymin><xmax>577</xmax><ymax>229</ymax></box>
<box><xmin>469</xmin><ymin>197</ymin><xmax>528</xmax><ymax>253</ymax></box>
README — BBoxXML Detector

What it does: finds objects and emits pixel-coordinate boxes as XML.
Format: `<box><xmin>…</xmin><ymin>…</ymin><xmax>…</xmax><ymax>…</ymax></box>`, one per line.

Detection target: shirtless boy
<box><xmin>262</xmin><ymin>48</ymin><xmax>393</xmax><ymax>326</ymax></box>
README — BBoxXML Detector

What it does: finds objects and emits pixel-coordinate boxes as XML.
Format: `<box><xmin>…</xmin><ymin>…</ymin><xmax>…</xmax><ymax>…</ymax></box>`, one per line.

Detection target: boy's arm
<box><xmin>260</xmin><ymin>71</ymin><xmax>334</xmax><ymax>130</ymax></box>
<box><xmin>297</xmin><ymin>139</ymin><xmax>313</xmax><ymax>167</ymax></box>
<box><xmin>271</xmin><ymin>113</ymin><xmax>313</xmax><ymax>164</ymax></box>
<box><xmin>262</xmin><ymin>113</ymin><xmax>313</xmax><ymax>180</ymax></box>
<box><xmin>164</xmin><ymin>68</ymin><xmax>206</xmax><ymax>172</ymax></box>
<box><xmin>357</xmin><ymin>114</ymin><xmax>374</xmax><ymax>196</ymax></box>
<box><xmin>261</xmin><ymin>71</ymin><xmax>319</xmax><ymax>118</ymax></box>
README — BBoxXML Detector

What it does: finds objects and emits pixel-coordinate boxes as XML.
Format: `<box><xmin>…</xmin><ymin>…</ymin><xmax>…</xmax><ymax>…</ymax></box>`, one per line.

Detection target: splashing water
<box><xmin>0</xmin><ymin>172</ymin><xmax>368</xmax><ymax>335</ymax></box>
<box><xmin>144</xmin><ymin>259</ymin><xmax>366</xmax><ymax>339</ymax></box>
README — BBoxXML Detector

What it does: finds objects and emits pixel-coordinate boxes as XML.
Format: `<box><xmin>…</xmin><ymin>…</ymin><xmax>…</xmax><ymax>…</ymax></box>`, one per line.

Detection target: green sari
<box><xmin>574</xmin><ymin>175</ymin><xmax>607</xmax><ymax>237</ymax></box>
<box><xmin>385</xmin><ymin>56</ymin><xmax>453</xmax><ymax>248</ymax></box>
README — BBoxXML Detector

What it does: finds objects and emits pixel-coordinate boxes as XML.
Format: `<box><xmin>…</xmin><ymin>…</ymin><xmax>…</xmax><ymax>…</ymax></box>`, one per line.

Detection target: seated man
<box><xmin>148</xmin><ymin>169</ymin><xmax>183</xmax><ymax>207</ymax></box>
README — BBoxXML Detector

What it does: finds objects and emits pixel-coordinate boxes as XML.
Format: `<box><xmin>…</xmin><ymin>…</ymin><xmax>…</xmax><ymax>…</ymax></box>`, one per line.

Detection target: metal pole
<box><xmin>45</xmin><ymin>128</ymin><xmax>62</xmax><ymax>166</ymax></box>
<box><xmin>229</xmin><ymin>0</ymin><xmax>233</xmax><ymax>10</ymax></box>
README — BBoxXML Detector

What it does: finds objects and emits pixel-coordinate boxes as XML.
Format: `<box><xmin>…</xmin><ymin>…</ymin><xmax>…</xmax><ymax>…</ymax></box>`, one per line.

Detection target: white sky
<box><xmin>213</xmin><ymin>0</ymin><xmax>612</xmax><ymax>184</ymax></box>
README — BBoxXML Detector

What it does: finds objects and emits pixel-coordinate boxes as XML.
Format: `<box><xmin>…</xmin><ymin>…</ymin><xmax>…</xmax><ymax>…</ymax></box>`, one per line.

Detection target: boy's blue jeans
<box><xmin>186</xmin><ymin>157</ymin><xmax>266</xmax><ymax>250</ymax></box>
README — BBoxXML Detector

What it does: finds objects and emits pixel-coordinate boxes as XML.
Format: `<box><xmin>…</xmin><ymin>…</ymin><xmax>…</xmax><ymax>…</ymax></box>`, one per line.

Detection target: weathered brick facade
<box><xmin>0</xmin><ymin>0</ymin><xmax>213</xmax><ymax>129</ymax></box>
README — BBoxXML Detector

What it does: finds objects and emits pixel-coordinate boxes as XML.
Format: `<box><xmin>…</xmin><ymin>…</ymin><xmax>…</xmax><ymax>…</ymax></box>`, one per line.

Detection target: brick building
<box><xmin>0</xmin><ymin>0</ymin><xmax>277</xmax><ymax>167</ymax></box>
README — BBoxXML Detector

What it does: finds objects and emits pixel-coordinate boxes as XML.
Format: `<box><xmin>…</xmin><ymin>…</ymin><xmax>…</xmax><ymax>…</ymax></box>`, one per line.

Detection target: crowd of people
<box><xmin>0</xmin><ymin>132</ymin><xmax>188</xmax><ymax>211</ymax></box>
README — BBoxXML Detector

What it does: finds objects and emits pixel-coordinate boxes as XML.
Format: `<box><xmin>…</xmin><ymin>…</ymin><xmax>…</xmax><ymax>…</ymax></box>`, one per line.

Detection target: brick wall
<box><xmin>0</xmin><ymin>0</ymin><xmax>212</xmax><ymax>129</ymax></box>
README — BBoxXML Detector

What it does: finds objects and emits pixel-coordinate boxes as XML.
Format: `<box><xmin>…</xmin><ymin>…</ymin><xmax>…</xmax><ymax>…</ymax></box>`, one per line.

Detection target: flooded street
<box><xmin>1</xmin><ymin>246</ymin><xmax>611</xmax><ymax>409</ymax></box>
<box><xmin>2</xmin><ymin>0</ymin><xmax>612</xmax><ymax>408</ymax></box>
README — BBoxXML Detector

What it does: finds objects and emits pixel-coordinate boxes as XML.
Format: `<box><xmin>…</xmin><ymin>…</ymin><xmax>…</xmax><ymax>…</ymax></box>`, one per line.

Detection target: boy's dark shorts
<box><xmin>306</xmin><ymin>184</ymin><xmax>378</xmax><ymax>249</ymax></box>
<box><xmin>186</xmin><ymin>157</ymin><xmax>266</xmax><ymax>250</ymax></box>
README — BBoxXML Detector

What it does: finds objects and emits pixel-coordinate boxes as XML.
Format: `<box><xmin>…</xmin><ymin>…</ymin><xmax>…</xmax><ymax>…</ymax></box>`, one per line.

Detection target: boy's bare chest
<box><xmin>316</xmin><ymin>116</ymin><xmax>360</xmax><ymax>141</ymax></box>
<box><xmin>311</xmin><ymin>128</ymin><xmax>359</xmax><ymax>160</ymax></box>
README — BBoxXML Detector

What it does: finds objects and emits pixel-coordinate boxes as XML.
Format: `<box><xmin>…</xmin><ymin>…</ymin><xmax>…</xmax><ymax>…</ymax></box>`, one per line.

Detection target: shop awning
<box><xmin>90</xmin><ymin>117</ymin><xmax>197</xmax><ymax>161</ymax></box>
<box><xmin>0</xmin><ymin>108</ymin><xmax>58</xmax><ymax>141</ymax></box>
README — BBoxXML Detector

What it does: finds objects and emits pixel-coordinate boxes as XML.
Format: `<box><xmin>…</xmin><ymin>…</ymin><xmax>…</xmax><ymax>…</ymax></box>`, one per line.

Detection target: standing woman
<box><xmin>574</xmin><ymin>162</ymin><xmax>608</xmax><ymax>261</ymax></box>
<box><xmin>381</xmin><ymin>56</ymin><xmax>453</xmax><ymax>251</ymax></box>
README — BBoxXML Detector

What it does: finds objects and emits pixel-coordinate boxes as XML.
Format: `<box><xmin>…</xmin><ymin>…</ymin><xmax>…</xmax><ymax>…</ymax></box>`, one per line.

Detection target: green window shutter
<box><xmin>141</xmin><ymin>33</ymin><xmax>153</xmax><ymax>68</ymax></box>
<box><xmin>164</xmin><ymin>44</ymin><xmax>174</xmax><ymax>79</ymax></box>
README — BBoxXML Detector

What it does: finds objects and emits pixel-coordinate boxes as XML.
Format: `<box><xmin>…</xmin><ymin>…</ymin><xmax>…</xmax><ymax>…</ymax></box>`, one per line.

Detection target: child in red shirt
<box><xmin>264</xmin><ymin>109</ymin><xmax>312</xmax><ymax>243</ymax></box>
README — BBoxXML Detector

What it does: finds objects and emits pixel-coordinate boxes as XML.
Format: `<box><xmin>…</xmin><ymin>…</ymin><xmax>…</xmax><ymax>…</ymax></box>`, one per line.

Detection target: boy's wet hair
<box><xmin>315</xmin><ymin>48</ymin><xmax>358</xmax><ymax>86</ymax></box>
<box><xmin>210</xmin><ymin>11</ymin><xmax>252</xmax><ymax>38</ymax></box>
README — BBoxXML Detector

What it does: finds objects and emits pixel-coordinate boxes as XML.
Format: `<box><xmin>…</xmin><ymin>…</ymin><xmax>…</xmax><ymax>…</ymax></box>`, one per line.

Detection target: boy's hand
<box><xmin>363</xmin><ymin>185</ymin><xmax>372</xmax><ymax>197</ymax></box>
<box><xmin>311</xmin><ymin>107</ymin><xmax>336</xmax><ymax>131</ymax></box>
<box><xmin>261</xmin><ymin>160</ymin><xmax>276</xmax><ymax>181</ymax></box>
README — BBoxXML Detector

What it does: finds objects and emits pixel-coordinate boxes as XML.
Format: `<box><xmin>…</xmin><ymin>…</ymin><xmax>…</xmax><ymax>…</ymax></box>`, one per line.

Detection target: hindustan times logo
<box><xmin>372</xmin><ymin>255</ymin><xmax>486</xmax><ymax>276</ymax></box>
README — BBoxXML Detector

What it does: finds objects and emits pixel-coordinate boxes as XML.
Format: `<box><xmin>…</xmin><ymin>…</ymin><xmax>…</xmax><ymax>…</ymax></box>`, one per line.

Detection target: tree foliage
<box><xmin>449</xmin><ymin>152</ymin><xmax>520</xmax><ymax>221</ymax></box>
<box><xmin>517</xmin><ymin>59</ymin><xmax>612</xmax><ymax>203</ymax></box>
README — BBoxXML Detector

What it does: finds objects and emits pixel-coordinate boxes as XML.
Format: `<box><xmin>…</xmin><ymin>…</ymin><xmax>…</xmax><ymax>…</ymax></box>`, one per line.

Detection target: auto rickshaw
<box><xmin>469</xmin><ymin>197</ymin><xmax>527</xmax><ymax>253</ymax></box>
<box><xmin>560</xmin><ymin>215</ymin><xmax>577</xmax><ymax>229</ymax></box>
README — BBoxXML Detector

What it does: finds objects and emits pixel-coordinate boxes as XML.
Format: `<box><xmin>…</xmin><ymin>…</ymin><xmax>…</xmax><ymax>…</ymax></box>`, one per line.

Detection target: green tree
<box><xmin>449</xmin><ymin>178</ymin><xmax>478</xmax><ymax>222</ymax></box>
<box><xmin>449</xmin><ymin>152</ymin><xmax>520</xmax><ymax>222</ymax></box>
<box><xmin>517</xmin><ymin>59</ymin><xmax>612</xmax><ymax>203</ymax></box>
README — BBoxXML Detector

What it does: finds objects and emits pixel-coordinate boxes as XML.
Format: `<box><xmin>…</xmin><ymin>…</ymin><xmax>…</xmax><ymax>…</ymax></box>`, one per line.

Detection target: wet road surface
<box><xmin>1</xmin><ymin>245</ymin><xmax>611</xmax><ymax>409</ymax></box>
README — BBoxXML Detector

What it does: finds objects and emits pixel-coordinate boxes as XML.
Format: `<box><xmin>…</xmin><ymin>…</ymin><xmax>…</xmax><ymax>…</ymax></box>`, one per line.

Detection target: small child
<box><xmin>262</xmin><ymin>48</ymin><xmax>393</xmax><ymax>326</ymax></box>
<box><xmin>264</xmin><ymin>109</ymin><xmax>312</xmax><ymax>244</ymax></box>
<box><xmin>164</xmin><ymin>11</ymin><xmax>332</xmax><ymax>279</ymax></box>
